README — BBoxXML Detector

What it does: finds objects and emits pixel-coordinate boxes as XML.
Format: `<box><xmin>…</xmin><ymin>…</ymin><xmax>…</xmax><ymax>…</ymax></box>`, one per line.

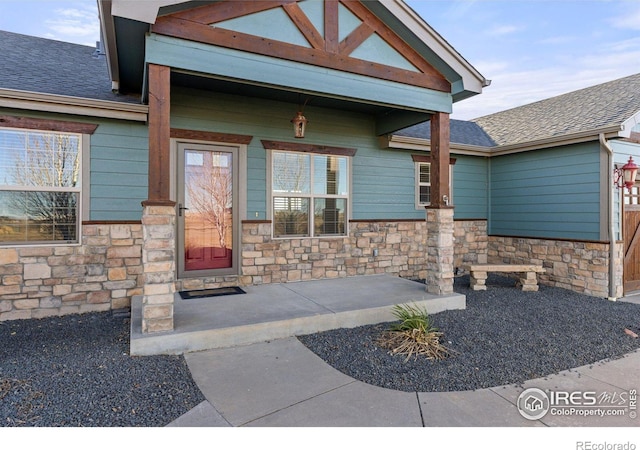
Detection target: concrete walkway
<box><xmin>167</xmin><ymin>337</ymin><xmax>640</xmax><ymax>427</ymax></box>
<box><xmin>156</xmin><ymin>277</ymin><xmax>639</xmax><ymax>427</ymax></box>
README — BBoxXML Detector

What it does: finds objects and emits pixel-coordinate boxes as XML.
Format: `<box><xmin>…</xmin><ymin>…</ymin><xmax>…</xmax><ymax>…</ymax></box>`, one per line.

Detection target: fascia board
<box><xmin>110</xmin><ymin>0</ymin><xmax>190</xmax><ymax>23</ymax></box>
<box><xmin>386</xmin><ymin>125</ymin><xmax>624</xmax><ymax>156</ymax></box>
<box><xmin>489</xmin><ymin>126</ymin><xmax>623</xmax><ymax>156</ymax></box>
<box><xmin>380</xmin><ymin>0</ymin><xmax>487</xmax><ymax>95</ymax></box>
<box><xmin>0</xmin><ymin>89</ymin><xmax>148</xmax><ymax>122</ymax></box>
<box><xmin>382</xmin><ymin>135</ymin><xmax>492</xmax><ymax>156</ymax></box>
<box><xmin>98</xmin><ymin>0</ymin><xmax>119</xmax><ymax>87</ymax></box>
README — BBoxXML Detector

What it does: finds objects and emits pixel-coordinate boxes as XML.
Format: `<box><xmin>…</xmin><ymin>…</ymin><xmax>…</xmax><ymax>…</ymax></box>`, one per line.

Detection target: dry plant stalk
<box><xmin>378</xmin><ymin>329</ymin><xmax>455</xmax><ymax>362</ymax></box>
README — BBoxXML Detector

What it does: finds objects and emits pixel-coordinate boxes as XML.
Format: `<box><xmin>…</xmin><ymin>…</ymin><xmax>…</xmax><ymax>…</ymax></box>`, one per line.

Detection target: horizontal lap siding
<box><xmin>171</xmin><ymin>87</ymin><xmax>429</xmax><ymax>221</ymax></box>
<box><xmin>489</xmin><ymin>143</ymin><xmax>601</xmax><ymax>240</ymax></box>
<box><xmin>90</xmin><ymin>121</ymin><xmax>149</xmax><ymax>220</ymax></box>
<box><xmin>453</xmin><ymin>156</ymin><xmax>488</xmax><ymax>219</ymax></box>
<box><xmin>352</xmin><ymin>149</ymin><xmax>423</xmax><ymax>220</ymax></box>
<box><xmin>0</xmin><ymin>108</ymin><xmax>149</xmax><ymax>222</ymax></box>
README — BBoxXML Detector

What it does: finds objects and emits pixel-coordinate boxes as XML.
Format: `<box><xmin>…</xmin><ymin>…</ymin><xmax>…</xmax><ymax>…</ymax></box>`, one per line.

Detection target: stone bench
<box><xmin>463</xmin><ymin>264</ymin><xmax>546</xmax><ymax>292</ymax></box>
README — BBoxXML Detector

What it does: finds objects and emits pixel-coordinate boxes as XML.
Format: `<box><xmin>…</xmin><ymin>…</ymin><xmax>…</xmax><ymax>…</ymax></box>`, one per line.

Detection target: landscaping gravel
<box><xmin>0</xmin><ymin>311</ymin><xmax>204</xmax><ymax>427</ymax></box>
<box><xmin>298</xmin><ymin>275</ymin><xmax>640</xmax><ymax>393</ymax></box>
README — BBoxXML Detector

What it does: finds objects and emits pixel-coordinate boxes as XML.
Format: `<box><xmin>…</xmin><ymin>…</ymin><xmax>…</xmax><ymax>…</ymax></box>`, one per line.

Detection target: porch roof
<box><xmin>99</xmin><ymin>0</ymin><xmax>488</xmax><ymax>121</ymax></box>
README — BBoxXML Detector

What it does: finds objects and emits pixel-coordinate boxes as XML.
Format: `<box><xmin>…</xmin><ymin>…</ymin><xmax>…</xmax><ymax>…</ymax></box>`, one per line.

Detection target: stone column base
<box><xmin>141</xmin><ymin>205</ymin><xmax>176</xmax><ymax>333</ymax></box>
<box><xmin>426</xmin><ymin>208</ymin><xmax>454</xmax><ymax>295</ymax></box>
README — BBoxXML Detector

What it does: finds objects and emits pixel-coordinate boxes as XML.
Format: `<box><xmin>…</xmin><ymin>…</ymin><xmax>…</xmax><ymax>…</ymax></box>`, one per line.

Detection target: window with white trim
<box><xmin>416</xmin><ymin>162</ymin><xmax>431</xmax><ymax>206</ymax></box>
<box><xmin>271</xmin><ymin>150</ymin><xmax>349</xmax><ymax>237</ymax></box>
<box><xmin>415</xmin><ymin>159</ymin><xmax>454</xmax><ymax>208</ymax></box>
<box><xmin>0</xmin><ymin>127</ymin><xmax>82</xmax><ymax>244</ymax></box>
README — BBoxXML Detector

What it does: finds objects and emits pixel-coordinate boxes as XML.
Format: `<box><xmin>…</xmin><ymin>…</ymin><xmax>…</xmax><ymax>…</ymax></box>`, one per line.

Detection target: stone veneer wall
<box><xmin>175</xmin><ymin>219</ymin><xmax>489</xmax><ymax>292</ymax></box>
<box><xmin>20</xmin><ymin>218</ymin><xmax>626</xmax><ymax>321</ymax></box>
<box><xmin>0</xmin><ymin>223</ymin><xmax>143</xmax><ymax>321</ymax></box>
<box><xmin>237</xmin><ymin>220</ymin><xmax>429</xmax><ymax>285</ymax></box>
<box><xmin>3</xmin><ymin>218</ymin><xmax>622</xmax><ymax>321</ymax></box>
<box><xmin>488</xmin><ymin>236</ymin><xmax>624</xmax><ymax>298</ymax></box>
<box><xmin>454</xmin><ymin>220</ymin><xmax>488</xmax><ymax>268</ymax></box>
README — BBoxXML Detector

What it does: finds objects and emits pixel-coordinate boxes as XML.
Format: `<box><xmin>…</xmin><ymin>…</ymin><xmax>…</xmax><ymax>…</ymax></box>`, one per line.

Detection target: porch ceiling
<box><xmin>170</xmin><ymin>70</ymin><xmax>431</xmax><ymax>133</ymax></box>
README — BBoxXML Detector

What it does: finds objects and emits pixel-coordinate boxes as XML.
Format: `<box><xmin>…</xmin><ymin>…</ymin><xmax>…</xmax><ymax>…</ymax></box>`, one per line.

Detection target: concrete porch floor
<box><xmin>130</xmin><ymin>274</ymin><xmax>466</xmax><ymax>356</ymax></box>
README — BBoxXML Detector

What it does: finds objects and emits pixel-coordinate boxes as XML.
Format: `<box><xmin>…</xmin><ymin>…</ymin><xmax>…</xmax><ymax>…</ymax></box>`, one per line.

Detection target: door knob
<box><xmin>178</xmin><ymin>203</ymin><xmax>189</xmax><ymax>217</ymax></box>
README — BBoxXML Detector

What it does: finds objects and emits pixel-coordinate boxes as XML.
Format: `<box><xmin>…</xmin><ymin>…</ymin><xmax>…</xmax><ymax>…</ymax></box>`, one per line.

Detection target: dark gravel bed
<box><xmin>298</xmin><ymin>275</ymin><xmax>640</xmax><ymax>392</ymax></box>
<box><xmin>0</xmin><ymin>311</ymin><xmax>205</xmax><ymax>427</ymax></box>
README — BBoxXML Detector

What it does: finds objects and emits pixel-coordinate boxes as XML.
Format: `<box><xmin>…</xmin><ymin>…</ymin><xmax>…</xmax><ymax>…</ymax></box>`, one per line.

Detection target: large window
<box><xmin>272</xmin><ymin>150</ymin><xmax>349</xmax><ymax>237</ymax></box>
<box><xmin>0</xmin><ymin>128</ymin><xmax>81</xmax><ymax>244</ymax></box>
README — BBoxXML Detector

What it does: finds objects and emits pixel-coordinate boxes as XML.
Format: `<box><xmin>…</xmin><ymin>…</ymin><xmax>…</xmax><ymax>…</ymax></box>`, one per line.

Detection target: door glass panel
<box><xmin>183</xmin><ymin>149</ymin><xmax>233</xmax><ymax>271</ymax></box>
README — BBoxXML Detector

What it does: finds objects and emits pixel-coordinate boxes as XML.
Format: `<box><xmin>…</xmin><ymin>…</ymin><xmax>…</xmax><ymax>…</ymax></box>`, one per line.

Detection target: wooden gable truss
<box><xmin>151</xmin><ymin>0</ymin><xmax>451</xmax><ymax>93</ymax></box>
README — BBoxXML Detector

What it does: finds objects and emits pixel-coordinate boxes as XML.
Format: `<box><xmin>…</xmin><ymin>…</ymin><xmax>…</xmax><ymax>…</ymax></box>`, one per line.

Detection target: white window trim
<box><xmin>414</xmin><ymin>161</ymin><xmax>453</xmax><ymax>209</ymax></box>
<box><xmin>268</xmin><ymin>149</ymin><xmax>351</xmax><ymax>239</ymax></box>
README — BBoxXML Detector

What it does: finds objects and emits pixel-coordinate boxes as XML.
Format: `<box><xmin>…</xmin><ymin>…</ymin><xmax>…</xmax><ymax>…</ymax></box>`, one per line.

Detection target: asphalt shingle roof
<box><xmin>395</xmin><ymin>73</ymin><xmax>640</xmax><ymax>149</ymax></box>
<box><xmin>0</xmin><ymin>30</ymin><xmax>139</xmax><ymax>104</ymax></box>
<box><xmin>471</xmin><ymin>73</ymin><xmax>640</xmax><ymax>147</ymax></box>
<box><xmin>395</xmin><ymin>118</ymin><xmax>497</xmax><ymax>147</ymax></box>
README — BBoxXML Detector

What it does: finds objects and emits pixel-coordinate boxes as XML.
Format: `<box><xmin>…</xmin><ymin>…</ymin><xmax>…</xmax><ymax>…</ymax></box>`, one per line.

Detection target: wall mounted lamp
<box><xmin>614</xmin><ymin>156</ymin><xmax>638</xmax><ymax>191</ymax></box>
<box><xmin>291</xmin><ymin>111</ymin><xmax>308</xmax><ymax>139</ymax></box>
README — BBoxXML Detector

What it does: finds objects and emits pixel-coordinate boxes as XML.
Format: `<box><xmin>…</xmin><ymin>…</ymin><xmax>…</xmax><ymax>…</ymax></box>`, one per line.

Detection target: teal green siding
<box><xmin>217</xmin><ymin>7</ymin><xmax>311</xmax><ymax>48</ymax></box>
<box><xmin>338</xmin><ymin>2</ymin><xmax>361</xmax><ymax>40</ymax></box>
<box><xmin>0</xmin><ymin>108</ymin><xmax>148</xmax><ymax>222</ymax></box>
<box><xmin>352</xmin><ymin>149</ymin><xmax>420</xmax><ymax>219</ymax></box>
<box><xmin>90</xmin><ymin>121</ymin><xmax>149</xmax><ymax>220</ymax></box>
<box><xmin>146</xmin><ymin>34</ymin><xmax>452</xmax><ymax>114</ymax></box>
<box><xmin>172</xmin><ymin>88</ymin><xmax>493</xmax><ymax>221</ymax></box>
<box><xmin>299</xmin><ymin>0</ymin><xmax>325</xmax><ymax>38</ymax></box>
<box><xmin>172</xmin><ymin>88</ymin><xmax>486</xmax><ymax>221</ymax></box>
<box><xmin>489</xmin><ymin>143</ymin><xmax>602</xmax><ymax>240</ymax></box>
<box><xmin>610</xmin><ymin>139</ymin><xmax>640</xmax><ymax>165</ymax></box>
<box><xmin>453</xmin><ymin>156</ymin><xmax>488</xmax><ymax>219</ymax></box>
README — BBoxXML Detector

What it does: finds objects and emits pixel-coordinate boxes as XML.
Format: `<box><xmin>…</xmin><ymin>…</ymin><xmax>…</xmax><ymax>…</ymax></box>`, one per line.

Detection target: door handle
<box><xmin>178</xmin><ymin>203</ymin><xmax>189</xmax><ymax>217</ymax></box>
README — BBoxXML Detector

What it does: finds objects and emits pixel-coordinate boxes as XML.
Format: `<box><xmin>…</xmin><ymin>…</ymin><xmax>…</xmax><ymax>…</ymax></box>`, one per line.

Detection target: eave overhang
<box><xmin>374</xmin><ymin>0</ymin><xmax>489</xmax><ymax>101</ymax></box>
<box><xmin>0</xmin><ymin>88</ymin><xmax>148</xmax><ymax>122</ymax></box>
<box><xmin>385</xmin><ymin>124</ymin><xmax>626</xmax><ymax>156</ymax></box>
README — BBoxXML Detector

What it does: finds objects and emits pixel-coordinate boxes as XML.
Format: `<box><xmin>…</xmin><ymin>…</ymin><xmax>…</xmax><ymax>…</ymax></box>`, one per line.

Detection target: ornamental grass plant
<box><xmin>377</xmin><ymin>303</ymin><xmax>455</xmax><ymax>362</ymax></box>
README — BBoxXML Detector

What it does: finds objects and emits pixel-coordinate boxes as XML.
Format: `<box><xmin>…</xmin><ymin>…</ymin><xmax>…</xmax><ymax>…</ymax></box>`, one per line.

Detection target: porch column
<box><xmin>141</xmin><ymin>64</ymin><xmax>176</xmax><ymax>333</ymax></box>
<box><xmin>426</xmin><ymin>112</ymin><xmax>454</xmax><ymax>295</ymax></box>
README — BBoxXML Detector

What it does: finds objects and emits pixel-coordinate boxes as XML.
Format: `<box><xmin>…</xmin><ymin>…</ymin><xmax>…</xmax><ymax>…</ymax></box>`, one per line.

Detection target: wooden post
<box><xmin>430</xmin><ymin>111</ymin><xmax>451</xmax><ymax>208</ymax></box>
<box><xmin>145</xmin><ymin>64</ymin><xmax>173</xmax><ymax>206</ymax></box>
<box><xmin>426</xmin><ymin>111</ymin><xmax>454</xmax><ymax>294</ymax></box>
<box><xmin>141</xmin><ymin>64</ymin><xmax>176</xmax><ymax>333</ymax></box>
<box><xmin>324</xmin><ymin>0</ymin><xmax>339</xmax><ymax>53</ymax></box>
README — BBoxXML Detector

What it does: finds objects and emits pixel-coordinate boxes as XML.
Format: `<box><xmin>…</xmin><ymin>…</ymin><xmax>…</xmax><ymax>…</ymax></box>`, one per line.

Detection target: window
<box><xmin>414</xmin><ymin>156</ymin><xmax>455</xmax><ymax>208</ymax></box>
<box><xmin>271</xmin><ymin>150</ymin><xmax>349</xmax><ymax>237</ymax></box>
<box><xmin>416</xmin><ymin>162</ymin><xmax>431</xmax><ymax>206</ymax></box>
<box><xmin>0</xmin><ymin>127</ymin><xmax>82</xmax><ymax>244</ymax></box>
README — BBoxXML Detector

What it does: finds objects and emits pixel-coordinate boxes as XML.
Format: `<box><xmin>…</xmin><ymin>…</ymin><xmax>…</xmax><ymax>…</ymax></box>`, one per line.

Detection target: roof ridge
<box><xmin>471</xmin><ymin>72</ymin><xmax>640</xmax><ymax>123</ymax></box>
<box><xmin>0</xmin><ymin>29</ymin><xmax>95</xmax><ymax>49</ymax></box>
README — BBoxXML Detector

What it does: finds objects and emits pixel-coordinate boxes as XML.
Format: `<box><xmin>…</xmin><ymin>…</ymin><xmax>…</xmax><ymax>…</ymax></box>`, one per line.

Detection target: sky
<box><xmin>0</xmin><ymin>0</ymin><xmax>639</xmax><ymax>120</ymax></box>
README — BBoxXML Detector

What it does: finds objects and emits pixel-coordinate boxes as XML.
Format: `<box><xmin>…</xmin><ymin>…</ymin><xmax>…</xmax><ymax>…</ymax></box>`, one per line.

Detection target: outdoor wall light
<box><xmin>614</xmin><ymin>156</ymin><xmax>638</xmax><ymax>191</ymax></box>
<box><xmin>291</xmin><ymin>111</ymin><xmax>308</xmax><ymax>139</ymax></box>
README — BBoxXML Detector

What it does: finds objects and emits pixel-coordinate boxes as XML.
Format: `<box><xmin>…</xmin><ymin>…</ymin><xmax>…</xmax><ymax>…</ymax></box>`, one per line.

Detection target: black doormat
<box><xmin>179</xmin><ymin>286</ymin><xmax>246</xmax><ymax>300</ymax></box>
